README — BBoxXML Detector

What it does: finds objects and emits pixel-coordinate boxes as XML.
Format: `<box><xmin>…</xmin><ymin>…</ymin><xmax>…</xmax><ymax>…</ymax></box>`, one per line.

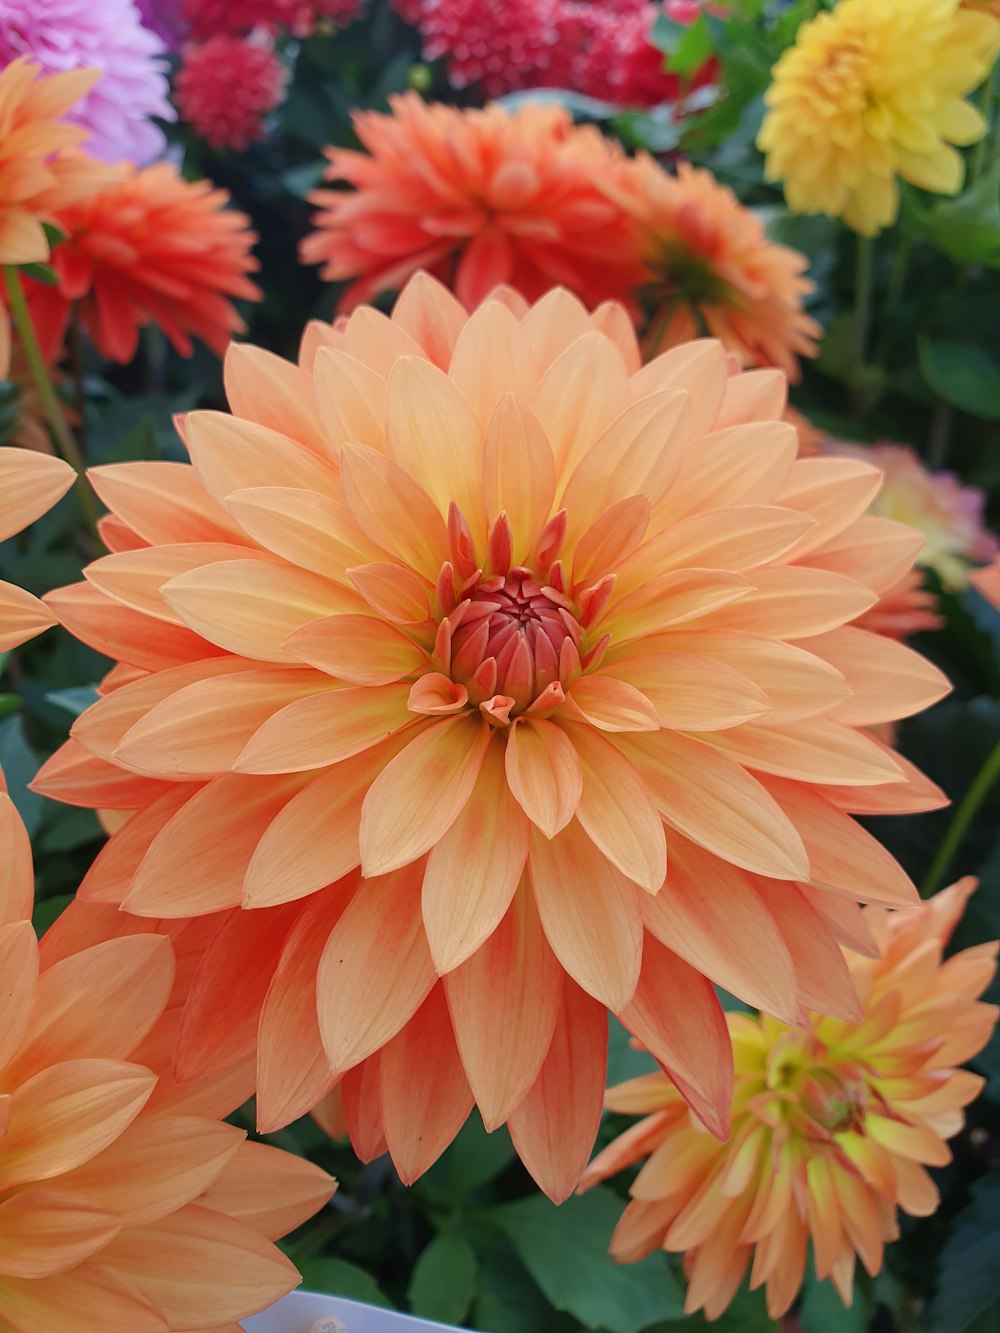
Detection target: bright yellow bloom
<box><xmin>758</xmin><ymin>0</ymin><xmax>1000</xmax><ymax>235</ymax></box>
<box><xmin>582</xmin><ymin>879</ymin><xmax>998</xmax><ymax>1321</ymax></box>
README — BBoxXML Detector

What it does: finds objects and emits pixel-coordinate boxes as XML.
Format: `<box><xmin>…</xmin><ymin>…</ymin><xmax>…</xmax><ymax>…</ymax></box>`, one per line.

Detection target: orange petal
<box><xmin>0</xmin><ymin>1187</ymin><xmax>121</xmax><ymax>1278</ymax></box>
<box><xmin>763</xmin><ymin>884</ymin><xmax>862</xmax><ymax>1021</ymax></box>
<box><xmin>235</xmin><ymin>682</ymin><xmax>412</xmax><ymax>773</ymax></box>
<box><xmin>621</xmin><ymin>732</ymin><xmax>808</xmax><ymax>880</ymax></box>
<box><xmin>715</xmin><ymin>368</ymin><xmax>786</xmax><ymax>428</ymax></box>
<box><xmin>532</xmin><ymin>330</ymin><xmax>630</xmax><ymax>481</ymax></box>
<box><xmin>806</xmin><ymin>515</ymin><xmax>923</xmax><ymax>594</ymax></box>
<box><xmin>360</xmin><ymin>715</ymin><xmax>491</xmax><ymax>875</ymax></box>
<box><xmin>444</xmin><ymin>882</ymin><xmax>563</xmax><ymax>1129</ymax></box>
<box><xmin>604</xmin><ymin>568</ymin><xmax>752</xmax><ymax>643</ymax></box>
<box><xmin>317</xmin><ymin>863</ymin><xmax>436</xmax><ymax>1075</ymax></box>
<box><xmin>163</xmin><ymin>559</ymin><xmax>356</xmax><ymax>662</ymax></box>
<box><xmin>807</xmin><ymin>627</ymin><xmax>951</xmax><ymax>725</ymax></box>
<box><xmin>184</xmin><ymin>410</ymin><xmax>338</xmax><ymax>505</ymax></box>
<box><xmin>0</xmin><ymin>448</ymin><xmax>75</xmax><ymax>542</ymax></box>
<box><xmin>224</xmin><ymin>486</ymin><xmax>375</xmax><ymax>579</ymax></box>
<box><xmin>339</xmin><ymin>1057</ymin><xmax>387</xmax><ymax>1162</ymax></box>
<box><xmin>654</xmin><ymin>421</ymin><xmax>796</xmax><ymax>524</ymax></box>
<box><xmin>340</xmin><ymin>443</ymin><xmax>448</xmax><ymax>578</ymax></box>
<box><xmin>504</xmin><ymin>717</ymin><xmax>582</xmax><ymax>837</ymax></box>
<box><xmin>255</xmin><ymin>892</ymin><xmax>347</xmax><ymax>1131</ymax></box>
<box><xmin>565</xmin><ymin>725</ymin><xmax>666</xmax><ymax>892</ymax></box>
<box><xmin>702</xmin><ymin>567</ymin><xmax>876</xmax><ymax>639</ymax></box>
<box><xmin>85</xmin><ymin>543</ymin><xmax>260</xmax><ymax>626</ymax></box>
<box><xmin>481</xmin><ymin>394</ymin><xmax>555</xmax><ymax>563</ymax></box>
<box><xmin>348</xmin><ymin>561</ymin><xmax>431</xmax><ymax>623</ymax></box>
<box><xmin>573</xmin><ymin>494</ymin><xmax>651</xmax><ymax>586</ymax></box>
<box><xmin>223</xmin><ymin>343</ymin><xmax>328</xmax><ymax>459</ymax></box>
<box><xmin>631</xmin><ymin>340</ymin><xmax>727</xmax><ymax>436</ymax></box>
<box><xmin>284</xmin><ymin>613</ymin><xmax>426</xmax><ymax>684</ymax></box>
<box><xmin>508</xmin><ymin>979</ymin><xmax>606</xmax><ymax>1203</ymax></box>
<box><xmin>641</xmin><ymin>838</ymin><xmax>798</xmax><ymax>1022</ymax></box>
<box><xmin>312</xmin><ymin>347</ymin><xmax>385</xmax><ymax>453</ymax></box>
<box><xmin>609</xmin><ymin>653</ymin><xmax>769</xmax><ymax>731</ymax></box>
<box><xmin>124</xmin><ymin>774</ymin><xmax>303</xmax><ymax>916</ymax></box>
<box><xmin>708</xmin><ymin>718</ymin><xmax>903</xmax><ymax>786</ymax></box>
<box><xmin>422</xmin><ymin>739</ymin><xmax>529</xmax><ymax>972</ymax></box>
<box><xmin>115</xmin><ymin>668</ymin><xmax>328</xmax><ymax>778</ymax></box>
<box><xmin>450</xmin><ymin>300</ymin><xmax>540</xmax><ymax>425</ymax></box>
<box><xmin>46</xmin><ymin>582</ymin><xmax>219</xmax><ymax>673</ymax></box>
<box><xmin>618</xmin><ymin>934</ymin><xmax>731</xmax><ymax>1140</ymax></box>
<box><xmin>0</xmin><ymin>793</ymin><xmax>34</xmax><ymax>927</ymax></box>
<box><xmin>379</xmin><ymin>984</ymin><xmax>474</xmax><ymax>1183</ymax></box>
<box><xmin>0</xmin><ymin>920</ymin><xmax>39</xmax><ymax>1070</ymax></box>
<box><xmin>392</xmin><ymin>272</ymin><xmax>467</xmax><ymax>370</ymax></box>
<box><xmin>77</xmin><ymin>785</ymin><xmax>193</xmax><ymax>904</ymax></box>
<box><xmin>774</xmin><ymin>457</ymin><xmax>883</xmax><ymax>559</ymax></box>
<box><xmin>0</xmin><ymin>580</ymin><xmax>58</xmax><ymax>650</ymax></box>
<box><xmin>0</xmin><ymin>1261</ymin><xmax>168</xmax><ymax>1332</ymax></box>
<box><xmin>198</xmin><ymin>1140</ymin><xmax>335</xmax><ymax>1240</ymax></box>
<box><xmin>566</xmin><ymin>675</ymin><xmax>660</xmax><ymax>733</ymax></box>
<box><xmin>529</xmin><ymin>822</ymin><xmax>643</xmax><ymax>1010</ymax></box>
<box><xmin>99</xmin><ymin>1204</ymin><xmax>300</xmax><ymax>1326</ymax></box>
<box><xmin>89</xmin><ymin>460</ymin><xmax>244</xmax><ymax>546</ymax></box>
<box><xmin>0</xmin><ymin>1060</ymin><xmax>156</xmax><ymax>1190</ymax></box>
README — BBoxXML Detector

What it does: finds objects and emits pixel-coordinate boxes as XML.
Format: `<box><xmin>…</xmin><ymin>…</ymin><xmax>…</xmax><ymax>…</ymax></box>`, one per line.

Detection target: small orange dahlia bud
<box><xmin>582</xmin><ymin>880</ymin><xmax>998</xmax><ymax>1320</ymax></box>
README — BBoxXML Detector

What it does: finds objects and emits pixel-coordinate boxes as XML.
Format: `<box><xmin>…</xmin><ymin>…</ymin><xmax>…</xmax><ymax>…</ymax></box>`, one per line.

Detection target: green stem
<box><xmin>853</xmin><ymin>233</ymin><xmax>875</xmax><ymax>372</ymax></box>
<box><xmin>969</xmin><ymin>60</ymin><xmax>998</xmax><ymax>187</ymax></box>
<box><xmin>921</xmin><ymin>737</ymin><xmax>1000</xmax><ymax>896</ymax></box>
<box><xmin>3</xmin><ymin>265</ymin><xmax>99</xmax><ymax>534</ymax></box>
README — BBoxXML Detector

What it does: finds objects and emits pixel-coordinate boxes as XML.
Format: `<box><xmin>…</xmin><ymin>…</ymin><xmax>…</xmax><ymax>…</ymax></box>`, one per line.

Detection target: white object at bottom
<box><xmin>243</xmin><ymin>1290</ymin><xmax>467</xmax><ymax>1333</ymax></box>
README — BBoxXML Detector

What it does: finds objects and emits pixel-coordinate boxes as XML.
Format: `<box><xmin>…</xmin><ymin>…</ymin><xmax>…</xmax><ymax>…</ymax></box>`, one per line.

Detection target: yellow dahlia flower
<box><xmin>582</xmin><ymin>879</ymin><xmax>998</xmax><ymax>1320</ymax></box>
<box><xmin>758</xmin><ymin>0</ymin><xmax>1000</xmax><ymax>235</ymax></box>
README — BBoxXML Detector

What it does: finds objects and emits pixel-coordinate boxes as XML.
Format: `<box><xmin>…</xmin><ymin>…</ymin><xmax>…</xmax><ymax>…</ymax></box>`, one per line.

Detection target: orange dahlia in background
<box><xmin>38</xmin><ymin>275</ymin><xmax>950</xmax><ymax>1201</ymax></box>
<box><xmin>23</xmin><ymin>162</ymin><xmax>262</xmax><ymax>366</ymax></box>
<box><xmin>0</xmin><ymin>59</ymin><xmax>119</xmax><ymax>266</ymax></box>
<box><xmin>582</xmin><ymin>879</ymin><xmax>998</xmax><ymax>1321</ymax></box>
<box><xmin>609</xmin><ymin>158</ymin><xmax>821</xmax><ymax>379</ymax></box>
<box><xmin>0</xmin><ymin>824</ymin><xmax>334</xmax><ymax>1331</ymax></box>
<box><xmin>0</xmin><ymin>447</ymin><xmax>75</xmax><ymax>650</ymax></box>
<box><xmin>301</xmin><ymin>94</ymin><xmax>645</xmax><ymax>311</ymax></box>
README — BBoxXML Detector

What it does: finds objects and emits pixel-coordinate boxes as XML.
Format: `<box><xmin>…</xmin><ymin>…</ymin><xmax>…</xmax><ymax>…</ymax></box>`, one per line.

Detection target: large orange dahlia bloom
<box><xmin>582</xmin><ymin>880</ymin><xmax>998</xmax><ymax>1321</ymax></box>
<box><xmin>0</xmin><ymin>446</ymin><xmax>75</xmax><ymax>650</ymax></box>
<box><xmin>0</xmin><ymin>813</ymin><xmax>334</xmax><ymax>1330</ymax></box>
<box><xmin>300</xmin><ymin>94</ymin><xmax>645</xmax><ymax>311</ymax></box>
<box><xmin>24</xmin><ymin>162</ymin><xmax>262</xmax><ymax>366</ymax></box>
<box><xmin>38</xmin><ymin>276</ymin><xmax>950</xmax><ymax>1200</ymax></box>
<box><xmin>609</xmin><ymin>158</ymin><xmax>821</xmax><ymax>379</ymax></box>
<box><xmin>0</xmin><ymin>59</ymin><xmax>119</xmax><ymax>266</ymax></box>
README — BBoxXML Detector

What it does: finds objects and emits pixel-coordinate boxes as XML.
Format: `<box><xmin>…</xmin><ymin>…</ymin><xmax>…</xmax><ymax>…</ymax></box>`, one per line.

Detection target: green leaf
<box><xmin>643</xmin><ymin>1279</ymin><xmax>777</xmax><ymax>1331</ymax></box>
<box><xmin>44</xmin><ymin>685</ymin><xmax>99</xmax><ymax>717</ymax></box>
<box><xmin>485</xmin><ymin>1187</ymin><xmax>684</xmax><ymax>1333</ymax></box>
<box><xmin>928</xmin><ymin>1176</ymin><xmax>1000</xmax><ymax>1332</ymax></box>
<box><xmin>799</xmin><ymin>1272</ymin><xmax>869</xmax><ymax>1333</ymax></box>
<box><xmin>408</xmin><ymin>1232</ymin><xmax>478</xmax><ymax>1325</ymax></box>
<box><xmin>421</xmin><ymin>1114</ymin><xmax>516</xmax><ymax>1206</ymax></box>
<box><xmin>660</xmin><ymin>16</ymin><xmax>715</xmax><ymax>76</ymax></box>
<box><xmin>0</xmin><ymin>714</ymin><xmax>41</xmax><ymax>835</ymax></box>
<box><xmin>32</xmin><ymin>894</ymin><xmax>73</xmax><ymax>937</ymax></box>
<box><xmin>19</xmin><ymin>261</ymin><xmax>59</xmax><ymax>287</ymax></box>
<box><xmin>923</xmin><ymin>165</ymin><xmax>1000</xmax><ymax>268</ymax></box>
<box><xmin>474</xmin><ymin>1246</ymin><xmax>578</xmax><ymax>1333</ymax></box>
<box><xmin>298</xmin><ymin>1256</ymin><xmax>394</xmax><ymax>1309</ymax></box>
<box><xmin>918</xmin><ymin>293</ymin><xmax>1000</xmax><ymax>420</ymax></box>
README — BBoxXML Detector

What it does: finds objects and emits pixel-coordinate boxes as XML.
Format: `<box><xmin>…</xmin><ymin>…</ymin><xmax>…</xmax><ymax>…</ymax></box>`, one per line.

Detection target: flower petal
<box><xmin>0</xmin><ymin>580</ymin><xmax>58</xmax><ymax>651</ymax></box>
<box><xmin>224</xmin><ymin>486</ymin><xmax>375</xmax><ymax>579</ymax></box>
<box><xmin>504</xmin><ymin>717</ymin><xmax>582</xmax><ymax>837</ymax></box>
<box><xmin>0</xmin><ymin>448</ymin><xmax>74</xmax><ymax>542</ymax></box>
<box><xmin>609</xmin><ymin>654</ymin><xmax>769</xmax><ymax>731</ymax></box>
<box><xmin>235</xmin><ymin>683</ymin><xmax>412</xmax><ymax>774</ymax></box>
<box><xmin>0</xmin><ymin>1188</ymin><xmax>121</xmax><ymax>1279</ymax></box>
<box><xmin>807</xmin><ymin>627</ymin><xmax>951</xmax><ymax>725</ymax></box>
<box><xmin>198</xmin><ymin>1140</ymin><xmax>335</xmax><ymax>1240</ymax></box>
<box><xmin>0</xmin><ymin>920</ymin><xmax>38</xmax><ymax>1071</ymax></box>
<box><xmin>708</xmin><ymin>719</ymin><xmax>903</xmax><ymax>786</ymax></box>
<box><xmin>0</xmin><ymin>1262</ymin><xmax>167</xmax><ymax>1332</ymax></box>
<box><xmin>284</xmin><ymin>614</ymin><xmax>426</xmax><ymax>684</ymax></box>
<box><xmin>481</xmin><ymin>394</ymin><xmax>555</xmax><ymax>563</ymax></box>
<box><xmin>223</xmin><ymin>343</ymin><xmax>328</xmax><ymax>459</ymax></box>
<box><xmin>340</xmin><ymin>443</ymin><xmax>448</xmax><ymax>578</ymax></box>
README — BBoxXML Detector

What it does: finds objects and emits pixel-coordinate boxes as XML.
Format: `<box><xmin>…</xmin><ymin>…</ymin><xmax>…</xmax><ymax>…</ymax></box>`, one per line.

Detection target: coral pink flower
<box><xmin>0</xmin><ymin>816</ymin><xmax>334</xmax><ymax>1331</ymax></box>
<box><xmin>25</xmin><ymin>162</ymin><xmax>262</xmax><ymax>365</ymax></box>
<box><xmin>38</xmin><ymin>276</ymin><xmax>949</xmax><ymax>1201</ymax></box>
<box><xmin>582</xmin><ymin>880</ymin><xmax>997</xmax><ymax>1320</ymax></box>
<box><xmin>301</xmin><ymin>94</ymin><xmax>646</xmax><ymax>311</ymax></box>
<box><xmin>0</xmin><ymin>447</ymin><xmax>75</xmax><ymax>650</ymax></box>
<box><xmin>609</xmin><ymin>158</ymin><xmax>821</xmax><ymax>379</ymax></box>
<box><xmin>175</xmin><ymin>35</ymin><xmax>287</xmax><ymax>151</ymax></box>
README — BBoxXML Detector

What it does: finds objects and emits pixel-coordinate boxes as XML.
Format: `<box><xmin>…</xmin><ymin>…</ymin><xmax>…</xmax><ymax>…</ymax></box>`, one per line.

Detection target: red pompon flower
<box><xmin>301</xmin><ymin>94</ymin><xmax>646</xmax><ymax>311</ymax></box>
<box><xmin>581</xmin><ymin>880</ymin><xmax>998</xmax><ymax>1321</ymax></box>
<box><xmin>183</xmin><ymin>0</ymin><xmax>362</xmax><ymax>39</ymax></box>
<box><xmin>25</xmin><ymin>162</ymin><xmax>262</xmax><ymax>365</ymax></box>
<box><xmin>36</xmin><ymin>275</ymin><xmax>951</xmax><ymax>1203</ymax></box>
<box><xmin>175</xmin><ymin>35</ymin><xmax>287</xmax><ymax>152</ymax></box>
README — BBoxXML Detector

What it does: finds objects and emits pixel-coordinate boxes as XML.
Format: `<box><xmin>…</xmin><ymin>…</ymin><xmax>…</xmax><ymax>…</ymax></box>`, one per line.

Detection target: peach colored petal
<box><xmin>622</xmin><ymin>732</ymin><xmax>808</xmax><ymax>881</ymax></box>
<box><xmin>450</xmin><ymin>300</ymin><xmax>540</xmax><ymax>426</ymax></box>
<box><xmin>235</xmin><ymin>683</ymin><xmax>413</xmax><ymax>774</ymax></box>
<box><xmin>311</xmin><ymin>347</ymin><xmax>387</xmax><ymax>455</ymax></box>
<box><xmin>223</xmin><ymin>343</ymin><xmax>328</xmax><ymax>460</ymax></box>
<box><xmin>347</xmin><ymin>561</ymin><xmax>431</xmax><ymax>623</ymax></box>
<box><xmin>0</xmin><ymin>447</ymin><xmax>75</xmax><ymax>542</ymax></box>
<box><xmin>0</xmin><ymin>580</ymin><xmax>59</xmax><ymax>650</ymax></box>
<box><xmin>481</xmin><ymin>393</ymin><xmax>555</xmax><ymax>563</ymax></box>
<box><xmin>775</xmin><ymin>458</ymin><xmax>883</xmax><ymax>558</ymax></box>
<box><xmin>703</xmin><ymin>566</ymin><xmax>877</xmax><ymax>638</ymax></box>
<box><xmin>0</xmin><ymin>794</ymin><xmax>34</xmax><ymax>928</ymax></box>
<box><xmin>444</xmin><ymin>883</ymin><xmax>563</xmax><ymax>1130</ymax></box>
<box><xmin>808</xmin><ymin>626</ymin><xmax>951</xmax><ymax>726</ymax></box>
<box><xmin>89</xmin><ymin>461</ymin><xmax>244</xmax><ymax>546</ymax></box>
<box><xmin>198</xmin><ymin>1141</ymin><xmax>334</xmax><ymax>1240</ymax></box>
<box><xmin>508</xmin><ymin>979</ymin><xmax>606</xmax><ymax>1203</ymax></box>
<box><xmin>532</xmin><ymin>330</ymin><xmax>629</xmax><ymax>481</ymax></box>
<box><xmin>604</xmin><ymin>568</ymin><xmax>752</xmax><ymax>643</ymax></box>
<box><xmin>715</xmin><ymin>368</ymin><xmax>786</xmax><ymax>428</ymax></box>
<box><xmin>0</xmin><ymin>919</ymin><xmax>39</xmax><ymax>1070</ymax></box>
<box><xmin>805</xmin><ymin>514</ymin><xmax>924</xmax><ymax>594</ymax></box>
<box><xmin>379</xmin><ymin>984</ymin><xmax>474</xmax><ymax>1183</ymax></box>
<box><xmin>529</xmin><ymin>822</ymin><xmax>643</xmax><ymax>1010</ymax></box>
<box><xmin>392</xmin><ymin>271</ymin><xmax>467</xmax><ymax>370</ymax></box>
<box><xmin>566</xmin><ymin>674</ymin><xmax>660</xmax><ymax>733</ymax></box>
<box><xmin>76</xmin><ymin>785</ymin><xmax>193</xmax><ymax>904</ymax></box>
<box><xmin>0</xmin><ymin>1187</ymin><xmax>121</xmax><ymax>1279</ymax></box>
<box><xmin>610</xmin><ymin>654</ymin><xmax>769</xmax><ymax>731</ymax></box>
<box><xmin>504</xmin><ymin>717</ymin><xmax>582</xmax><ymax>837</ymax></box>
<box><xmin>317</xmin><ymin>863</ymin><xmax>436</xmax><ymax>1075</ymax></box>
<box><xmin>184</xmin><ymin>411</ymin><xmax>338</xmax><ymax>506</ymax></box>
<box><xmin>766</xmin><ymin>885</ymin><xmax>862</xmax><ymax>1021</ymax></box>
<box><xmin>0</xmin><ymin>1262</ymin><xmax>168</xmax><ymax>1332</ymax></box>
<box><xmin>86</xmin><ymin>543</ymin><xmax>268</xmax><ymax>626</ymax></box>
<box><xmin>338</xmin><ymin>1058</ymin><xmax>387</xmax><ymax>1162</ymax></box>
<box><xmin>340</xmin><ymin>442</ymin><xmax>448</xmax><ymax>578</ymax></box>
<box><xmin>655</xmin><ymin>421</ymin><xmax>796</xmax><ymax>524</ymax></box>
<box><xmin>422</xmin><ymin>739</ymin><xmax>529</xmax><ymax>972</ymax></box>
<box><xmin>626</xmin><ymin>505</ymin><xmax>816</xmax><ymax>581</ymax></box>
<box><xmin>284</xmin><ymin>614</ymin><xmax>426</xmax><ymax>684</ymax></box>
<box><xmin>360</xmin><ymin>715</ymin><xmax>491</xmax><ymax>875</ymax></box>
<box><xmin>45</xmin><ymin>582</ymin><xmax>219</xmax><ymax>673</ymax></box>
<box><xmin>708</xmin><ymin>718</ymin><xmax>903</xmax><ymax>786</ymax></box>
<box><xmin>631</xmin><ymin>340</ymin><xmax>728</xmax><ymax>436</ymax></box>
<box><xmin>224</xmin><ymin>487</ymin><xmax>376</xmax><ymax>579</ymax></box>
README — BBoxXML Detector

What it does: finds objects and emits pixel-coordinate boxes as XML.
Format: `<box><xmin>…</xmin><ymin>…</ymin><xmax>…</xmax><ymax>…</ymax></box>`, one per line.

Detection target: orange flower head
<box><xmin>40</xmin><ymin>275</ymin><xmax>950</xmax><ymax>1202</ymax></box>
<box><xmin>0</xmin><ymin>446</ymin><xmax>75</xmax><ymax>650</ymax></box>
<box><xmin>300</xmin><ymin>93</ymin><xmax>646</xmax><ymax>311</ymax></box>
<box><xmin>25</xmin><ymin>161</ymin><xmax>262</xmax><ymax>366</ymax></box>
<box><xmin>0</xmin><ymin>845</ymin><xmax>335</xmax><ymax>1330</ymax></box>
<box><xmin>582</xmin><ymin>880</ymin><xmax>998</xmax><ymax>1321</ymax></box>
<box><xmin>0</xmin><ymin>58</ymin><xmax>119</xmax><ymax>266</ymax></box>
<box><xmin>609</xmin><ymin>158</ymin><xmax>821</xmax><ymax>378</ymax></box>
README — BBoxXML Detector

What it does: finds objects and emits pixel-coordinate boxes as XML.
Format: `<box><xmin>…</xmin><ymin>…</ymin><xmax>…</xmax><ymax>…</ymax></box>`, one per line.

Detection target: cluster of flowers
<box><xmin>393</xmin><ymin>0</ymin><xmax>714</xmax><ymax>106</ymax></box>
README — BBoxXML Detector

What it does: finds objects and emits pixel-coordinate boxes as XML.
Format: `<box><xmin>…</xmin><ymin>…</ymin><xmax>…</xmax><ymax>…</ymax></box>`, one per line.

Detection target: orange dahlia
<box><xmin>609</xmin><ymin>158</ymin><xmax>821</xmax><ymax>379</ymax></box>
<box><xmin>38</xmin><ymin>275</ymin><xmax>950</xmax><ymax>1201</ymax></box>
<box><xmin>24</xmin><ymin>162</ymin><xmax>262</xmax><ymax>366</ymax></box>
<box><xmin>582</xmin><ymin>879</ymin><xmax>998</xmax><ymax>1320</ymax></box>
<box><xmin>0</xmin><ymin>901</ymin><xmax>335</xmax><ymax>1328</ymax></box>
<box><xmin>0</xmin><ymin>446</ymin><xmax>75</xmax><ymax>650</ymax></box>
<box><xmin>300</xmin><ymin>93</ymin><xmax>645</xmax><ymax>311</ymax></box>
<box><xmin>0</xmin><ymin>58</ymin><xmax>118</xmax><ymax>266</ymax></box>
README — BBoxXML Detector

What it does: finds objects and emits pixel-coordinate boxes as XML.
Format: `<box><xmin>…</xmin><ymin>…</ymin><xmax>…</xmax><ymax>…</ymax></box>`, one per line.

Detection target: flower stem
<box><xmin>2</xmin><ymin>265</ymin><xmax>99</xmax><ymax>534</ymax></box>
<box><xmin>921</xmin><ymin>736</ymin><xmax>1000</xmax><ymax>896</ymax></box>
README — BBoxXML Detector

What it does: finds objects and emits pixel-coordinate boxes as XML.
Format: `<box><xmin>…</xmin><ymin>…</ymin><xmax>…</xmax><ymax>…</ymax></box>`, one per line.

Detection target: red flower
<box><xmin>183</xmin><ymin>0</ymin><xmax>362</xmax><ymax>39</ymax></box>
<box><xmin>175</xmin><ymin>35</ymin><xmax>286</xmax><ymax>152</ymax></box>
